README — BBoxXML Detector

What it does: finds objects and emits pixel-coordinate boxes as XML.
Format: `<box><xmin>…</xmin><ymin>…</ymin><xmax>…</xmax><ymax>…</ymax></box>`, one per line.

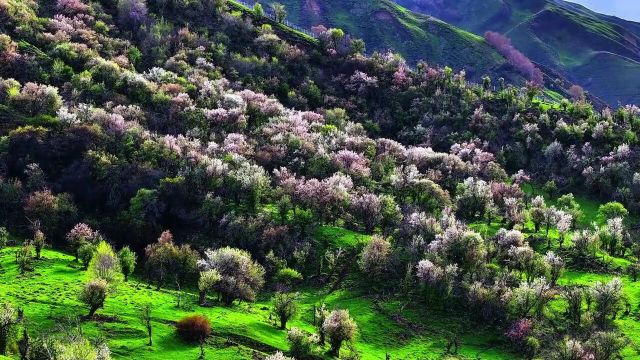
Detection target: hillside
<box><xmin>2</xmin><ymin>0</ymin><xmax>640</xmax><ymax>359</ymax></box>
<box><xmin>257</xmin><ymin>0</ymin><xmax>524</xmax><ymax>83</ymax></box>
<box><xmin>394</xmin><ymin>0</ymin><xmax>640</xmax><ymax>106</ymax></box>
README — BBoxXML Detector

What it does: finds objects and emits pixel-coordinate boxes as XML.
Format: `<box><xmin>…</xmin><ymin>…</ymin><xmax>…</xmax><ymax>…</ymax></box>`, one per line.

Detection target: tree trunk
<box><xmin>222</xmin><ymin>293</ymin><xmax>234</xmax><ymax>306</ymax></box>
<box><xmin>147</xmin><ymin>326</ymin><xmax>152</xmax><ymax>346</ymax></box>
<box><xmin>0</xmin><ymin>328</ymin><xmax>7</xmax><ymax>355</ymax></box>
<box><xmin>88</xmin><ymin>305</ymin><xmax>99</xmax><ymax>317</ymax></box>
<box><xmin>280</xmin><ymin>317</ymin><xmax>286</xmax><ymax>330</ymax></box>
<box><xmin>199</xmin><ymin>291</ymin><xmax>206</xmax><ymax>305</ymax></box>
<box><xmin>124</xmin><ymin>273</ymin><xmax>129</xmax><ymax>282</ymax></box>
<box><xmin>330</xmin><ymin>340</ymin><xmax>342</xmax><ymax>357</ymax></box>
<box><xmin>199</xmin><ymin>339</ymin><xmax>205</xmax><ymax>359</ymax></box>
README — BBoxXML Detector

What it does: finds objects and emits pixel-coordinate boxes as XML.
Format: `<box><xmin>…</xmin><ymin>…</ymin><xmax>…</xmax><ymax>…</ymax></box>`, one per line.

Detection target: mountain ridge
<box><xmin>394</xmin><ymin>0</ymin><xmax>640</xmax><ymax>106</ymax></box>
<box><xmin>258</xmin><ymin>0</ymin><xmax>527</xmax><ymax>84</ymax></box>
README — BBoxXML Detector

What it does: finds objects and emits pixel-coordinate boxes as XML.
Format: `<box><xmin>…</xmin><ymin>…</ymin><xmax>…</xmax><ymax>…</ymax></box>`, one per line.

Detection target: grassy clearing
<box><xmin>558</xmin><ymin>270</ymin><xmax>640</xmax><ymax>358</ymax></box>
<box><xmin>0</xmin><ymin>247</ymin><xmax>516</xmax><ymax>359</ymax></box>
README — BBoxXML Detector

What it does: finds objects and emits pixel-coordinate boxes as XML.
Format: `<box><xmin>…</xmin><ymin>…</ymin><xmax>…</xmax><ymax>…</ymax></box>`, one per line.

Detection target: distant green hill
<box><xmin>257</xmin><ymin>0</ymin><xmax>525</xmax><ymax>83</ymax></box>
<box><xmin>394</xmin><ymin>0</ymin><xmax>640</xmax><ymax>106</ymax></box>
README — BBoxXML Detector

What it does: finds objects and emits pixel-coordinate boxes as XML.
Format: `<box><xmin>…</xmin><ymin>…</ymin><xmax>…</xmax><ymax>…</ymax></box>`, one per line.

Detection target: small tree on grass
<box><xmin>590</xmin><ymin>278</ymin><xmax>624</xmax><ymax>327</ymax></box>
<box><xmin>197</xmin><ymin>247</ymin><xmax>265</xmax><ymax>305</ymax></box>
<box><xmin>359</xmin><ymin>235</ymin><xmax>391</xmax><ymax>278</ymax></box>
<box><xmin>139</xmin><ymin>303</ymin><xmax>153</xmax><ymax>346</ymax></box>
<box><xmin>32</xmin><ymin>229</ymin><xmax>46</xmax><ymax>259</ymax></box>
<box><xmin>176</xmin><ymin>315</ymin><xmax>211</xmax><ymax>359</ymax></box>
<box><xmin>66</xmin><ymin>223</ymin><xmax>98</xmax><ymax>262</ymax></box>
<box><xmin>88</xmin><ymin>241</ymin><xmax>121</xmax><ymax>283</ymax></box>
<box><xmin>145</xmin><ymin>231</ymin><xmax>198</xmax><ymax>291</ymax></box>
<box><xmin>529</xmin><ymin>196</ymin><xmax>546</xmax><ymax>233</ymax></box>
<box><xmin>79</xmin><ymin>279</ymin><xmax>108</xmax><ymax>317</ymax></box>
<box><xmin>78</xmin><ymin>243</ymin><xmax>96</xmax><ymax>270</ymax></box>
<box><xmin>564</xmin><ymin>287</ymin><xmax>584</xmax><ymax>329</ymax></box>
<box><xmin>118</xmin><ymin>246</ymin><xmax>137</xmax><ymax>282</ymax></box>
<box><xmin>544</xmin><ymin>252</ymin><xmax>564</xmax><ymax>287</ymax></box>
<box><xmin>16</xmin><ymin>242</ymin><xmax>34</xmax><ymax>274</ymax></box>
<box><xmin>322</xmin><ymin>309</ymin><xmax>357</xmax><ymax>357</ymax></box>
<box><xmin>198</xmin><ymin>269</ymin><xmax>221</xmax><ymax>305</ymax></box>
<box><xmin>0</xmin><ymin>303</ymin><xmax>17</xmax><ymax>355</ymax></box>
<box><xmin>454</xmin><ymin>177</ymin><xmax>493</xmax><ymax>221</ymax></box>
<box><xmin>272</xmin><ymin>292</ymin><xmax>298</xmax><ymax>329</ymax></box>
<box><xmin>145</xmin><ymin>231</ymin><xmax>178</xmax><ymax>290</ymax></box>
<box><xmin>287</xmin><ymin>327</ymin><xmax>315</xmax><ymax>359</ymax></box>
<box><xmin>598</xmin><ymin>202</ymin><xmax>628</xmax><ymax>223</ymax></box>
<box><xmin>508</xmin><ymin>246</ymin><xmax>547</xmax><ymax>284</ymax></box>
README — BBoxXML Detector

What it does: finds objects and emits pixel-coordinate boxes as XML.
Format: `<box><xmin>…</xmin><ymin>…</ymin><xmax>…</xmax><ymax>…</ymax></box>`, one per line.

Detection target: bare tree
<box><xmin>139</xmin><ymin>303</ymin><xmax>153</xmax><ymax>346</ymax></box>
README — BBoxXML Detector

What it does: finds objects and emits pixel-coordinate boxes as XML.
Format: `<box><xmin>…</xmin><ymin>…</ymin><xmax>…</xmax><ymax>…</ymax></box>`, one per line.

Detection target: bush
<box><xmin>66</xmin><ymin>223</ymin><xmax>98</xmax><ymax>261</ymax></box>
<box><xmin>15</xmin><ymin>242</ymin><xmax>34</xmax><ymax>274</ymax></box>
<box><xmin>359</xmin><ymin>235</ymin><xmax>391</xmax><ymax>277</ymax></box>
<box><xmin>198</xmin><ymin>269</ymin><xmax>221</xmax><ymax>305</ymax></box>
<box><xmin>272</xmin><ymin>292</ymin><xmax>298</xmax><ymax>329</ymax></box>
<box><xmin>322</xmin><ymin>309</ymin><xmax>357</xmax><ymax>357</ymax></box>
<box><xmin>176</xmin><ymin>315</ymin><xmax>211</xmax><ymax>343</ymax></box>
<box><xmin>0</xmin><ymin>303</ymin><xmax>17</xmax><ymax>355</ymax></box>
<box><xmin>53</xmin><ymin>336</ymin><xmax>111</xmax><ymax>360</ymax></box>
<box><xmin>11</xmin><ymin>82</ymin><xmax>62</xmax><ymax>116</ymax></box>
<box><xmin>79</xmin><ymin>279</ymin><xmax>108</xmax><ymax>317</ymax></box>
<box><xmin>78</xmin><ymin>242</ymin><xmax>96</xmax><ymax>269</ymax></box>
<box><xmin>145</xmin><ymin>230</ymin><xmax>199</xmax><ymax>290</ymax></box>
<box><xmin>198</xmin><ymin>247</ymin><xmax>265</xmax><ymax>305</ymax></box>
<box><xmin>118</xmin><ymin>246</ymin><xmax>137</xmax><ymax>282</ymax></box>
<box><xmin>598</xmin><ymin>202</ymin><xmax>628</xmax><ymax>222</ymax></box>
<box><xmin>275</xmin><ymin>267</ymin><xmax>303</xmax><ymax>287</ymax></box>
<box><xmin>88</xmin><ymin>241</ymin><xmax>121</xmax><ymax>283</ymax></box>
<box><xmin>287</xmin><ymin>327</ymin><xmax>315</xmax><ymax>359</ymax></box>
<box><xmin>32</xmin><ymin>229</ymin><xmax>46</xmax><ymax>259</ymax></box>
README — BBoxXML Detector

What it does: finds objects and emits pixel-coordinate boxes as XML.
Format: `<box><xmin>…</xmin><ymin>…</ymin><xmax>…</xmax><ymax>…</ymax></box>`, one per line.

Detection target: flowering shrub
<box><xmin>505</xmin><ymin>318</ymin><xmax>533</xmax><ymax>343</ymax></box>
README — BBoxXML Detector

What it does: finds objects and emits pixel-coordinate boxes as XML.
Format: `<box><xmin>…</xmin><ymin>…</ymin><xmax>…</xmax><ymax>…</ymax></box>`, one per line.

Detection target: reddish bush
<box><xmin>176</xmin><ymin>315</ymin><xmax>212</xmax><ymax>343</ymax></box>
<box><xmin>505</xmin><ymin>318</ymin><xmax>533</xmax><ymax>343</ymax></box>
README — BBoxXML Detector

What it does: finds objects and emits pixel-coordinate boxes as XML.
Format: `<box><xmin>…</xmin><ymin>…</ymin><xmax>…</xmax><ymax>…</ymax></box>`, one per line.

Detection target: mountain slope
<box><xmin>258</xmin><ymin>0</ymin><xmax>525</xmax><ymax>83</ymax></box>
<box><xmin>394</xmin><ymin>0</ymin><xmax>640</xmax><ymax>106</ymax></box>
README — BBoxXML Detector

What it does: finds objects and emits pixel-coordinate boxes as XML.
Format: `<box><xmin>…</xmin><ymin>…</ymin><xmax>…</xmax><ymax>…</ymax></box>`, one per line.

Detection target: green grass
<box><xmin>558</xmin><ymin>270</ymin><xmax>640</xmax><ymax>358</ymax></box>
<box><xmin>313</xmin><ymin>226</ymin><xmax>371</xmax><ymax>249</ymax></box>
<box><xmin>0</xmin><ymin>247</ymin><xmax>517</xmax><ymax>359</ymax></box>
<box><xmin>2</xmin><ymin>190</ymin><xmax>639</xmax><ymax>359</ymax></box>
